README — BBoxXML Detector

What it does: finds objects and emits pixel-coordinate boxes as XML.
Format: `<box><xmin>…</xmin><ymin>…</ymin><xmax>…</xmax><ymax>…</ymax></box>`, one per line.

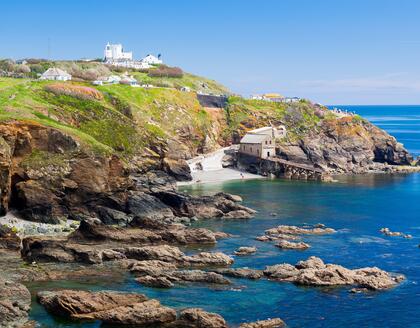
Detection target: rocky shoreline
<box><xmin>0</xmin><ymin>201</ymin><xmax>409</xmax><ymax>327</ymax></box>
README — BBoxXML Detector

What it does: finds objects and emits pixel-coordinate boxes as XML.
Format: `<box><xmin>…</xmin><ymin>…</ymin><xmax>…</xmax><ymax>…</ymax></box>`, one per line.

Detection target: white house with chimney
<box><xmin>40</xmin><ymin>68</ymin><xmax>72</xmax><ymax>81</ymax></box>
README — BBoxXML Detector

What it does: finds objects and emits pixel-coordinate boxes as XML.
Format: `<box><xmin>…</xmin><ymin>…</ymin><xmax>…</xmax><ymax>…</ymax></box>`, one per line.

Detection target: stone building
<box><xmin>239</xmin><ymin>126</ymin><xmax>286</xmax><ymax>159</ymax></box>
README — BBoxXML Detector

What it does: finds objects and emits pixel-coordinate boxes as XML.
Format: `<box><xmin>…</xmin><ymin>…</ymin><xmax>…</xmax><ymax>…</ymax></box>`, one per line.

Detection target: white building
<box><xmin>104</xmin><ymin>43</ymin><xmax>133</xmax><ymax>61</ymax></box>
<box><xmin>40</xmin><ymin>68</ymin><xmax>72</xmax><ymax>81</ymax></box>
<box><xmin>141</xmin><ymin>54</ymin><xmax>162</xmax><ymax>65</ymax></box>
<box><xmin>249</xmin><ymin>126</ymin><xmax>287</xmax><ymax>139</ymax></box>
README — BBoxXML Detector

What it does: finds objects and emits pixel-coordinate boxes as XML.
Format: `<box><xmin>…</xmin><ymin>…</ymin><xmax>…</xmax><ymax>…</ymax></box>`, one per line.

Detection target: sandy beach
<box><xmin>178</xmin><ymin>147</ymin><xmax>263</xmax><ymax>186</ymax></box>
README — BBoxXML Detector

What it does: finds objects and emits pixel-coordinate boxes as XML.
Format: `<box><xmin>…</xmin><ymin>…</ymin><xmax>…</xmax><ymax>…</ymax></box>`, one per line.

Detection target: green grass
<box><xmin>0</xmin><ymin>73</ymin><xmax>347</xmax><ymax>162</ymax></box>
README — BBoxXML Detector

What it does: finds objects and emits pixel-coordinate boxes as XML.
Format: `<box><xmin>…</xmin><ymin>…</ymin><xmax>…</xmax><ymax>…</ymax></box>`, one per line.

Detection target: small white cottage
<box><xmin>141</xmin><ymin>54</ymin><xmax>162</xmax><ymax>65</ymax></box>
<box><xmin>40</xmin><ymin>68</ymin><xmax>72</xmax><ymax>81</ymax></box>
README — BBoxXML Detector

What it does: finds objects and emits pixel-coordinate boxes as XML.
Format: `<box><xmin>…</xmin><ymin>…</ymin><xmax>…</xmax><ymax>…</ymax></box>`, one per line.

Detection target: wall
<box><xmin>197</xmin><ymin>94</ymin><xmax>228</xmax><ymax>108</ymax></box>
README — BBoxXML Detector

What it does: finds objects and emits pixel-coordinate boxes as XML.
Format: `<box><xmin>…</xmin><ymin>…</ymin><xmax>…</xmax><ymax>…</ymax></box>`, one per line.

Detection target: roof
<box><xmin>263</xmin><ymin>93</ymin><xmax>284</xmax><ymax>98</ymax></box>
<box><xmin>250</xmin><ymin>127</ymin><xmax>274</xmax><ymax>134</ymax></box>
<box><xmin>240</xmin><ymin>133</ymin><xmax>270</xmax><ymax>144</ymax></box>
<box><xmin>42</xmin><ymin>67</ymin><xmax>71</xmax><ymax>77</ymax></box>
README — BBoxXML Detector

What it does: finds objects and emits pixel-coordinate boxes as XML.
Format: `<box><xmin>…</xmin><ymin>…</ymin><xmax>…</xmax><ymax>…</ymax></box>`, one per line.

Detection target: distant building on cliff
<box><xmin>251</xmin><ymin>93</ymin><xmax>301</xmax><ymax>103</ymax></box>
<box><xmin>104</xmin><ymin>43</ymin><xmax>133</xmax><ymax>61</ymax></box>
<box><xmin>40</xmin><ymin>67</ymin><xmax>72</xmax><ymax>81</ymax></box>
<box><xmin>103</xmin><ymin>43</ymin><xmax>163</xmax><ymax>69</ymax></box>
<box><xmin>239</xmin><ymin>126</ymin><xmax>286</xmax><ymax>159</ymax></box>
<box><xmin>141</xmin><ymin>54</ymin><xmax>162</xmax><ymax>65</ymax></box>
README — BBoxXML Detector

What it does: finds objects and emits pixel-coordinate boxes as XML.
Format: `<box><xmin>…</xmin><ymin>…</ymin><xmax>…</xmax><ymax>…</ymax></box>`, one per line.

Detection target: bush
<box><xmin>44</xmin><ymin>83</ymin><xmax>103</xmax><ymax>101</ymax></box>
<box><xmin>69</xmin><ymin>64</ymin><xmax>111</xmax><ymax>81</ymax></box>
<box><xmin>148</xmin><ymin>65</ymin><xmax>183</xmax><ymax>78</ymax></box>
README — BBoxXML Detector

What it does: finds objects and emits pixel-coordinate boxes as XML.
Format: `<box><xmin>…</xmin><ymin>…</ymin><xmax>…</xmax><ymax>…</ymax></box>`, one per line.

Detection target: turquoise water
<box><xmin>29</xmin><ymin>106</ymin><xmax>420</xmax><ymax>327</ymax></box>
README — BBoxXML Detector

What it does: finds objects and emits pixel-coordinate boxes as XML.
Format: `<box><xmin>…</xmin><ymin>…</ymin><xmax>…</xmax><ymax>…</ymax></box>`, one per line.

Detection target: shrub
<box><xmin>148</xmin><ymin>65</ymin><xmax>183</xmax><ymax>78</ymax></box>
<box><xmin>44</xmin><ymin>83</ymin><xmax>103</xmax><ymax>101</ymax></box>
<box><xmin>15</xmin><ymin>64</ymin><xmax>31</xmax><ymax>74</ymax></box>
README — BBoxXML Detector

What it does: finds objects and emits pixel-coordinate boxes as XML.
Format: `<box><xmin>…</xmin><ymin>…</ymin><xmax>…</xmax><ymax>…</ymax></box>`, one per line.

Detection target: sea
<box><xmin>28</xmin><ymin>105</ymin><xmax>420</xmax><ymax>327</ymax></box>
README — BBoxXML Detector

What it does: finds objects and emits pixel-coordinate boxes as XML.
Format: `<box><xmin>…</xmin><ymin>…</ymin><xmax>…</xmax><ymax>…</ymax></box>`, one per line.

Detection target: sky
<box><xmin>1</xmin><ymin>0</ymin><xmax>420</xmax><ymax>105</ymax></box>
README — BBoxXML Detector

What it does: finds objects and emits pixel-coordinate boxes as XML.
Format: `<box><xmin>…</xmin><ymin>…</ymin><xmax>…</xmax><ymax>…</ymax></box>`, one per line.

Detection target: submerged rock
<box><xmin>264</xmin><ymin>256</ymin><xmax>404</xmax><ymax>290</ymax></box>
<box><xmin>379</xmin><ymin>227</ymin><xmax>412</xmax><ymax>238</ymax></box>
<box><xmin>136</xmin><ymin>275</ymin><xmax>174</xmax><ymax>288</ymax></box>
<box><xmin>213</xmin><ymin>268</ymin><xmax>263</xmax><ymax>280</ymax></box>
<box><xmin>265</xmin><ymin>225</ymin><xmax>336</xmax><ymax>236</ymax></box>
<box><xmin>234</xmin><ymin>246</ymin><xmax>257</xmax><ymax>256</ymax></box>
<box><xmin>239</xmin><ymin>318</ymin><xmax>286</xmax><ymax>328</ymax></box>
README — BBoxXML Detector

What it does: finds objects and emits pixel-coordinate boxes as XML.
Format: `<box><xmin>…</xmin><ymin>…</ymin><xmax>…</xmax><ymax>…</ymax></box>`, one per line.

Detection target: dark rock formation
<box><xmin>276</xmin><ymin>117</ymin><xmax>413</xmax><ymax>173</ymax></box>
<box><xmin>163</xmin><ymin>158</ymin><xmax>192</xmax><ymax>181</ymax></box>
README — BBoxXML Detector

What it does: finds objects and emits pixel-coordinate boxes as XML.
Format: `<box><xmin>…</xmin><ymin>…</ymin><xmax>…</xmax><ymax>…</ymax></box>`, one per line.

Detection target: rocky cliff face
<box><xmin>277</xmin><ymin>116</ymin><xmax>413</xmax><ymax>173</ymax></box>
<box><xmin>0</xmin><ymin>121</ymin><xmax>131</xmax><ymax>223</ymax></box>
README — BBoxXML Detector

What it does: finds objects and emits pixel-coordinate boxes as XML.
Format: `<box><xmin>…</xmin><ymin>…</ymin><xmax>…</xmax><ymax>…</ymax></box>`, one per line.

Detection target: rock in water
<box><xmin>0</xmin><ymin>278</ymin><xmax>31</xmax><ymax>327</ymax></box>
<box><xmin>265</xmin><ymin>225</ymin><xmax>336</xmax><ymax>236</ymax></box>
<box><xmin>37</xmin><ymin>290</ymin><xmax>177</xmax><ymax>325</ymax></box>
<box><xmin>276</xmin><ymin>240</ymin><xmax>310</xmax><ymax>250</ymax></box>
<box><xmin>213</xmin><ymin>268</ymin><xmax>264</xmax><ymax>280</ymax></box>
<box><xmin>171</xmin><ymin>308</ymin><xmax>227</xmax><ymax>328</ymax></box>
<box><xmin>234</xmin><ymin>246</ymin><xmax>257</xmax><ymax>256</ymax></box>
<box><xmin>264</xmin><ymin>256</ymin><xmax>404</xmax><ymax>290</ymax></box>
<box><xmin>239</xmin><ymin>318</ymin><xmax>286</xmax><ymax>328</ymax></box>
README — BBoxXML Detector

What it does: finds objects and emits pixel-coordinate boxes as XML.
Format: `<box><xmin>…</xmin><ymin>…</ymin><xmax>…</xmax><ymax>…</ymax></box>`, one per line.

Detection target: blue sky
<box><xmin>1</xmin><ymin>0</ymin><xmax>420</xmax><ymax>104</ymax></box>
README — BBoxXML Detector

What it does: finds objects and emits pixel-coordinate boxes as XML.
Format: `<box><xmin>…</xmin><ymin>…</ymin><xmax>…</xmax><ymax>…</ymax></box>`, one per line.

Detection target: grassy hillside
<box><xmin>0</xmin><ymin>77</ymin><xmax>215</xmax><ymax>157</ymax></box>
<box><xmin>0</xmin><ymin>71</ymin><xmax>346</xmax><ymax>165</ymax></box>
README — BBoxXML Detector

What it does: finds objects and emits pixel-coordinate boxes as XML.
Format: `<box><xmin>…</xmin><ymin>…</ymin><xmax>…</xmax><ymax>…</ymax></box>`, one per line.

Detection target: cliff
<box><xmin>0</xmin><ymin>70</ymin><xmax>415</xmax><ymax>223</ymax></box>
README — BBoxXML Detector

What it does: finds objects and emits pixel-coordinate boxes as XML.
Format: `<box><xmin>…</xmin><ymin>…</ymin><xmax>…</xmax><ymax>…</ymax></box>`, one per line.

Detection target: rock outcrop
<box><xmin>264</xmin><ymin>256</ymin><xmax>404</xmax><ymax>290</ymax></box>
<box><xmin>171</xmin><ymin>308</ymin><xmax>227</xmax><ymax>328</ymax></box>
<box><xmin>38</xmin><ymin>290</ymin><xmax>177</xmax><ymax>326</ymax></box>
<box><xmin>276</xmin><ymin>240</ymin><xmax>310</xmax><ymax>250</ymax></box>
<box><xmin>213</xmin><ymin>268</ymin><xmax>263</xmax><ymax>280</ymax></box>
<box><xmin>0</xmin><ymin>224</ymin><xmax>21</xmax><ymax>250</ymax></box>
<box><xmin>239</xmin><ymin>318</ymin><xmax>286</xmax><ymax>328</ymax></box>
<box><xmin>0</xmin><ymin>278</ymin><xmax>31</xmax><ymax>328</ymax></box>
<box><xmin>276</xmin><ymin>116</ymin><xmax>413</xmax><ymax>173</ymax></box>
<box><xmin>38</xmin><ymin>290</ymin><xmax>231</xmax><ymax>327</ymax></box>
<box><xmin>234</xmin><ymin>246</ymin><xmax>257</xmax><ymax>256</ymax></box>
